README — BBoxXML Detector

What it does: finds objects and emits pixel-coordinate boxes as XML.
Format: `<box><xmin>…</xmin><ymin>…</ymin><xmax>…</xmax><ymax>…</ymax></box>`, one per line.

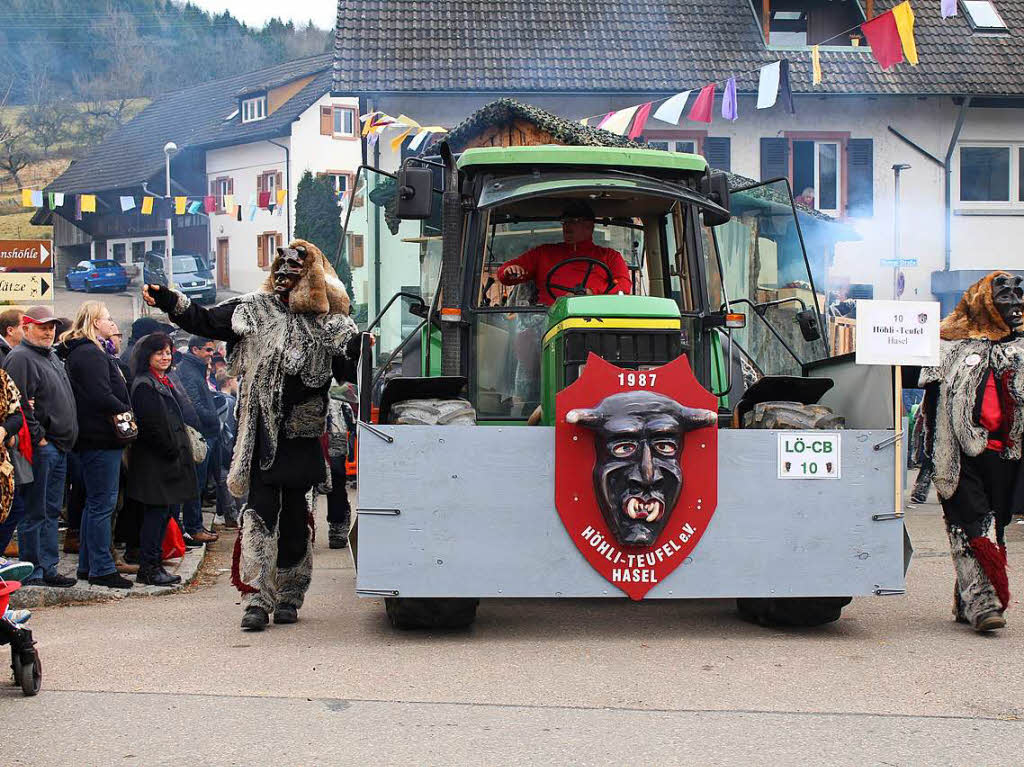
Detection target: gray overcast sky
<box><xmin>188</xmin><ymin>0</ymin><xmax>335</xmax><ymax>29</ymax></box>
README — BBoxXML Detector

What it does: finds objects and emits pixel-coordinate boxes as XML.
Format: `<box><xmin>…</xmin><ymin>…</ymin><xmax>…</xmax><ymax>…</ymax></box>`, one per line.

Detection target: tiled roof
<box><xmin>332</xmin><ymin>0</ymin><xmax>1024</xmax><ymax>96</ymax></box>
<box><xmin>49</xmin><ymin>55</ymin><xmax>332</xmax><ymax>194</ymax></box>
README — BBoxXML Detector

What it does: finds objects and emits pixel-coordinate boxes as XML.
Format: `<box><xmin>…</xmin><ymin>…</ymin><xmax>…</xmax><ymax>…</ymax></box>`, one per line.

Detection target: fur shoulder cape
<box><xmin>261</xmin><ymin>238</ymin><xmax>350</xmax><ymax>315</ymax></box>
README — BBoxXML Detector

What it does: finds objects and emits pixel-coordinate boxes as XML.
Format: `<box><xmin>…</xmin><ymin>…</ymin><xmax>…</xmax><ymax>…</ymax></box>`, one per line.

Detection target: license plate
<box><xmin>778</xmin><ymin>432</ymin><xmax>841</xmax><ymax>479</ymax></box>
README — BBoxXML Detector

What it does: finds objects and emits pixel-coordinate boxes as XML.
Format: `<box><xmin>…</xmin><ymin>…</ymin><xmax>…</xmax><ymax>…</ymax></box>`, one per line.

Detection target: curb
<box><xmin>8</xmin><ymin>543</ymin><xmax>209</xmax><ymax>609</ymax></box>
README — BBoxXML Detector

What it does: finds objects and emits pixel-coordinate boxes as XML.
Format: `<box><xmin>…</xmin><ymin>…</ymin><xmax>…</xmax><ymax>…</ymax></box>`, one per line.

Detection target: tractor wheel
<box><xmin>738</xmin><ymin>400</ymin><xmax>851</xmax><ymax>628</ymax></box>
<box><xmin>384</xmin><ymin>597</ymin><xmax>479</xmax><ymax>630</ymax></box>
<box><xmin>383</xmin><ymin>396</ymin><xmax>478</xmax><ymax>630</ymax></box>
<box><xmin>736</xmin><ymin>597</ymin><xmax>852</xmax><ymax>628</ymax></box>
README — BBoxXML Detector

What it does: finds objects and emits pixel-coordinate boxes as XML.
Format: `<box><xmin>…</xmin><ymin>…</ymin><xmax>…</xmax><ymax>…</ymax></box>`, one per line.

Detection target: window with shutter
<box><xmin>320</xmin><ymin>106</ymin><xmax>332</xmax><ymax>136</ymax></box>
<box><xmin>761</xmin><ymin>138</ymin><xmax>789</xmax><ymax>181</ymax></box>
<box><xmin>257</xmin><ymin>235</ymin><xmax>266</xmax><ymax>269</ymax></box>
<box><xmin>704</xmin><ymin>137</ymin><xmax>731</xmax><ymax>172</ymax></box>
<box><xmin>350</xmin><ymin>234</ymin><xmax>365</xmax><ymax>267</ymax></box>
<box><xmin>847</xmin><ymin>139</ymin><xmax>874</xmax><ymax>217</ymax></box>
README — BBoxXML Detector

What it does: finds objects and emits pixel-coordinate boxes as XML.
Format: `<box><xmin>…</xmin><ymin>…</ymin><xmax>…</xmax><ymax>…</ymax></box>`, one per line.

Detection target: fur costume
<box><xmin>155</xmin><ymin>239</ymin><xmax>359</xmax><ymax>624</ymax></box>
<box><xmin>919</xmin><ymin>271</ymin><xmax>1023</xmax><ymax>629</ymax></box>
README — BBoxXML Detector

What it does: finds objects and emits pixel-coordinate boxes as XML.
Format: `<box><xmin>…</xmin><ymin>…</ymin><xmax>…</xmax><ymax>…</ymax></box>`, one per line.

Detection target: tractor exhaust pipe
<box><xmin>438</xmin><ymin>142</ymin><xmax>464</xmax><ymax>377</ymax></box>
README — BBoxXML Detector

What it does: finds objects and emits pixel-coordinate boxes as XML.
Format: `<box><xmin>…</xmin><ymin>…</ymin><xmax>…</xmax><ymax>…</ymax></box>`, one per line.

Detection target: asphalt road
<box><xmin>3</xmin><ymin>498</ymin><xmax>1023</xmax><ymax>766</ymax></box>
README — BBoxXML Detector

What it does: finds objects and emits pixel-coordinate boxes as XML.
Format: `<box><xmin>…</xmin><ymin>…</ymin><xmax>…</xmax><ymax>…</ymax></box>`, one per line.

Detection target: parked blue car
<box><xmin>64</xmin><ymin>260</ymin><xmax>130</xmax><ymax>293</ymax></box>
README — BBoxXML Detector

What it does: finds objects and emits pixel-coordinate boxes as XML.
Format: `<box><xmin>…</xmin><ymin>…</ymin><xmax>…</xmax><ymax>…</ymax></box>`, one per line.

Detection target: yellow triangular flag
<box><xmin>276</xmin><ymin>188</ymin><xmax>286</xmax><ymax>207</ymax></box>
<box><xmin>812</xmin><ymin>45</ymin><xmax>822</xmax><ymax>85</ymax></box>
<box><xmin>390</xmin><ymin>128</ymin><xmax>412</xmax><ymax>152</ymax></box>
<box><xmin>141</xmin><ymin>197</ymin><xmax>154</xmax><ymax>215</ymax></box>
<box><xmin>81</xmin><ymin>194</ymin><xmax>96</xmax><ymax>213</ymax></box>
<box><xmin>396</xmin><ymin>114</ymin><xmax>421</xmax><ymax>129</ymax></box>
<box><xmin>892</xmin><ymin>1</ymin><xmax>918</xmax><ymax>65</ymax></box>
<box><xmin>20</xmin><ymin>189</ymin><xmax>33</xmax><ymax>207</ymax></box>
<box><xmin>224</xmin><ymin>194</ymin><xmax>234</xmax><ymax>212</ymax></box>
<box><xmin>361</xmin><ymin>114</ymin><xmax>376</xmax><ymax>136</ymax></box>
<box><xmin>174</xmin><ymin>196</ymin><xmax>187</xmax><ymax>215</ymax></box>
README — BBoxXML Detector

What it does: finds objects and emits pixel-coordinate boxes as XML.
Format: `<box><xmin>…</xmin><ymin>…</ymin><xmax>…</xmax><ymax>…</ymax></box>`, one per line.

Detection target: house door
<box><xmin>216</xmin><ymin>238</ymin><xmax>230</xmax><ymax>288</ymax></box>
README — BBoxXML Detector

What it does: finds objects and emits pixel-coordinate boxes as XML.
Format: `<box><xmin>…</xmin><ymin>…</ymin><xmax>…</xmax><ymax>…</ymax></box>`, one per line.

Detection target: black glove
<box><xmin>148</xmin><ymin>283</ymin><xmax>178</xmax><ymax>314</ymax></box>
<box><xmin>345</xmin><ymin>332</ymin><xmax>363</xmax><ymax>360</ymax></box>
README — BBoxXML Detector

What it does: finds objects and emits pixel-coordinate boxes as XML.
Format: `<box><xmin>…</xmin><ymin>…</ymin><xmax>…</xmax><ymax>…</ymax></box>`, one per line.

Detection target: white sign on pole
<box><xmin>855</xmin><ymin>299</ymin><xmax>940</xmax><ymax>366</ymax></box>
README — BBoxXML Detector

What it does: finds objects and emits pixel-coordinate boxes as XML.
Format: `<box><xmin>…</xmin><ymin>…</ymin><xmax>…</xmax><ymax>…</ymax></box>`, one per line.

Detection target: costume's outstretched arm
<box><xmin>144</xmin><ymin>284</ymin><xmax>241</xmax><ymax>344</ymax></box>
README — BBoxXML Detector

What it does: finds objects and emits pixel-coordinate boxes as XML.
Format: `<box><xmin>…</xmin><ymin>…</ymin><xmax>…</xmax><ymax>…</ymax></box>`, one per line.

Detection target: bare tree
<box><xmin>0</xmin><ymin>117</ymin><xmax>35</xmax><ymax>188</ymax></box>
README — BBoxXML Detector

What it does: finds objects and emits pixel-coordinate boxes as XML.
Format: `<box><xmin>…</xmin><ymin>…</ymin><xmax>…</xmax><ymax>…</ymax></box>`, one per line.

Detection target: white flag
<box><xmin>54</xmin><ymin>192</ymin><xmax>65</xmax><ymax>207</ymax></box>
<box><xmin>652</xmin><ymin>91</ymin><xmax>692</xmax><ymax>125</ymax></box>
<box><xmin>757</xmin><ymin>61</ymin><xmax>781</xmax><ymax>109</ymax></box>
<box><xmin>120</xmin><ymin>195</ymin><xmax>136</xmax><ymax>212</ymax></box>
<box><xmin>409</xmin><ymin>129</ymin><xmax>431</xmax><ymax>152</ymax></box>
<box><xmin>601</xmin><ymin>105</ymin><xmax>641</xmax><ymax>136</ymax></box>
<box><xmin>30</xmin><ymin>190</ymin><xmax>43</xmax><ymax>207</ymax></box>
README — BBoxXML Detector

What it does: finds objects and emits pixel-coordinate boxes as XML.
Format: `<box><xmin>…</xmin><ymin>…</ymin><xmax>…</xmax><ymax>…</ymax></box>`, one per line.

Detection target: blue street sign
<box><xmin>879</xmin><ymin>258</ymin><xmax>918</xmax><ymax>267</ymax></box>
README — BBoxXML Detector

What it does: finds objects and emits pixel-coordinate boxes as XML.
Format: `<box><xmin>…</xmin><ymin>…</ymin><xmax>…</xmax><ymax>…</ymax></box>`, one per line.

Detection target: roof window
<box><xmin>961</xmin><ymin>1</ymin><xmax>1008</xmax><ymax>31</ymax></box>
<box><xmin>760</xmin><ymin>1</ymin><xmax>865</xmax><ymax>48</ymax></box>
<box><xmin>241</xmin><ymin>95</ymin><xmax>267</xmax><ymax>124</ymax></box>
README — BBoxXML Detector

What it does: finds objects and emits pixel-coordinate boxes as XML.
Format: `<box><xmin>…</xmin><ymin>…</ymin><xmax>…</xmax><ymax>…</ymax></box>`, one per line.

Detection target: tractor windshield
<box><xmin>705</xmin><ymin>179</ymin><xmax>830</xmax><ymax>377</ymax></box>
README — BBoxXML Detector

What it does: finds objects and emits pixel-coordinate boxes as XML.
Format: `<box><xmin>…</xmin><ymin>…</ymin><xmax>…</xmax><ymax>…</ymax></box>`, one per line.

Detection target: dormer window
<box><xmin>760</xmin><ymin>1</ymin><xmax>866</xmax><ymax>48</ymax></box>
<box><xmin>241</xmin><ymin>95</ymin><xmax>267</xmax><ymax>124</ymax></box>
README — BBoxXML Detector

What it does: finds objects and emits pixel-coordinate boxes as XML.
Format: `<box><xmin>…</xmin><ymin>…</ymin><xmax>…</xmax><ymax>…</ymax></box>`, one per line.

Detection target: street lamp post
<box><xmin>892</xmin><ymin>163</ymin><xmax>911</xmax><ymax>301</ymax></box>
<box><xmin>164</xmin><ymin>141</ymin><xmax>178</xmax><ymax>289</ymax></box>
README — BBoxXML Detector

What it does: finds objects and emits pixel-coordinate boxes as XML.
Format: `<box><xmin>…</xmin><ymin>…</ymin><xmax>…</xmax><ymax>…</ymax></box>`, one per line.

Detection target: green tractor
<box><xmin>344</xmin><ymin>143</ymin><xmax>908</xmax><ymax>631</ymax></box>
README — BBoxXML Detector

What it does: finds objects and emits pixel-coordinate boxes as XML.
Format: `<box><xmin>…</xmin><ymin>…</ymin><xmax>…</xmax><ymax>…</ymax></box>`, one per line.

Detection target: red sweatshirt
<box><xmin>496</xmin><ymin>241</ymin><xmax>632</xmax><ymax>306</ymax></box>
<box><xmin>980</xmin><ymin>370</ymin><xmax>1014</xmax><ymax>451</ymax></box>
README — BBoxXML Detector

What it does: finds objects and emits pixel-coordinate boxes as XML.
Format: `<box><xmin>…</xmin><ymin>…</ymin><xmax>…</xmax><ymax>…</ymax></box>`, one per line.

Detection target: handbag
<box><xmin>162</xmin><ymin>517</ymin><xmax>186</xmax><ymax>561</ymax></box>
<box><xmin>185</xmin><ymin>424</ymin><xmax>208</xmax><ymax>464</ymax></box>
<box><xmin>110</xmin><ymin>411</ymin><xmax>139</xmax><ymax>444</ymax></box>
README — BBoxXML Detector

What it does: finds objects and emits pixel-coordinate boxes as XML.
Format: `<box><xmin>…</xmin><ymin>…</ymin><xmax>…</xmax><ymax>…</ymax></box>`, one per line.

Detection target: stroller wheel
<box><xmin>16</xmin><ymin>648</ymin><xmax>40</xmax><ymax>696</ymax></box>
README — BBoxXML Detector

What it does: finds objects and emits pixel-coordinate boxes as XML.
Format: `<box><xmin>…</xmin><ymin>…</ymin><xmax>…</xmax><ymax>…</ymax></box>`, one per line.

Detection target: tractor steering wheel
<box><xmin>544</xmin><ymin>257</ymin><xmax>615</xmax><ymax>300</ymax></box>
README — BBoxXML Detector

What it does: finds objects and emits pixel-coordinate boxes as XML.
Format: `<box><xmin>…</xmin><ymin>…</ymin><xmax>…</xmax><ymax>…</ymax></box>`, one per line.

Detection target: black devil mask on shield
<box><xmin>567</xmin><ymin>391</ymin><xmax>717</xmax><ymax>547</ymax></box>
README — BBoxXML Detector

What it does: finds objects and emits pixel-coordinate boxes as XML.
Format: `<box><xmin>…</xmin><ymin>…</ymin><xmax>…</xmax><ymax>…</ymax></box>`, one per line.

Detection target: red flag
<box><xmin>258</xmin><ymin>191</ymin><xmax>271</xmax><ymax>208</ymax></box>
<box><xmin>628</xmin><ymin>102</ymin><xmax>653</xmax><ymax>140</ymax></box>
<box><xmin>203</xmin><ymin>195</ymin><xmax>216</xmax><ymax>213</ymax></box>
<box><xmin>861</xmin><ymin>11</ymin><xmax>904</xmax><ymax>70</ymax></box>
<box><xmin>688</xmin><ymin>84</ymin><xmax>715</xmax><ymax>124</ymax></box>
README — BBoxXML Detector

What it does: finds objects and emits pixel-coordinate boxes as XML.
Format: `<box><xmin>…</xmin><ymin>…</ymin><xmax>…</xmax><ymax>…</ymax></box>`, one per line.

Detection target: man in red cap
<box><xmin>2</xmin><ymin>306</ymin><xmax>78</xmax><ymax>587</ymax></box>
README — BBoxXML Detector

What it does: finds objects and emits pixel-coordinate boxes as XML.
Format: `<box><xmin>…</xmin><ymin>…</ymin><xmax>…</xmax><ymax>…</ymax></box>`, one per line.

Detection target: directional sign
<box><xmin>0</xmin><ymin>240</ymin><xmax>51</xmax><ymax>271</ymax></box>
<box><xmin>0</xmin><ymin>274</ymin><xmax>53</xmax><ymax>303</ymax></box>
<box><xmin>879</xmin><ymin>257</ymin><xmax>918</xmax><ymax>267</ymax></box>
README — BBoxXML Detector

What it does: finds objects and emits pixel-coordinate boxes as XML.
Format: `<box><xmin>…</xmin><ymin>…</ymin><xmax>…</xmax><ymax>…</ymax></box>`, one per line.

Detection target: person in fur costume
<box><xmin>919</xmin><ymin>271</ymin><xmax>1024</xmax><ymax>633</ymax></box>
<box><xmin>143</xmin><ymin>240</ymin><xmax>359</xmax><ymax>631</ymax></box>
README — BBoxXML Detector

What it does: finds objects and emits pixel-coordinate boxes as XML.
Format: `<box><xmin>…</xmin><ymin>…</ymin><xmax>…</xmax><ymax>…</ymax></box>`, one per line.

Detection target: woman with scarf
<box><xmin>127</xmin><ymin>333</ymin><xmax>197</xmax><ymax>586</ymax></box>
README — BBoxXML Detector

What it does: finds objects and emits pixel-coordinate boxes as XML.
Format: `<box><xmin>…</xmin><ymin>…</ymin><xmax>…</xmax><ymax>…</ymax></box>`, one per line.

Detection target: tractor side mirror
<box><xmin>396</xmin><ymin>165</ymin><xmax>433</xmax><ymax>220</ymax></box>
<box><xmin>797</xmin><ymin>308</ymin><xmax>821</xmax><ymax>342</ymax></box>
<box><xmin>699</xmin><ymin>171</ymin><xmax>731</xmax><ymax>227</ymax></box>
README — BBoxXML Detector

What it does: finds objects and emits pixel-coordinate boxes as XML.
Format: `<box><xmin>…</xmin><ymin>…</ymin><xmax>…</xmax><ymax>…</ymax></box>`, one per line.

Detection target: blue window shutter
<box><xmin>704</xmin><ymin>137</ymin><xmax>731</xmax><ymax>172</ymax></box>
<box><xmin>847</xmin><ymin>138</ymin><xmax>874</xmax><ymax>217</ymax></box>
<box><xmin>760</xmin><ymin>137</ymin><xmax>789</xmax><ymax>181</ymax></box>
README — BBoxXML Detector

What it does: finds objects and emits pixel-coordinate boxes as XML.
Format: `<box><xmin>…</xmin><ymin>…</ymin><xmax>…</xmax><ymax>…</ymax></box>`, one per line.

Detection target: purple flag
<box><xmin>722</xmin><ymin>77</ymin><xmax>738</xmax><ymax>121</ymax></box>
<box><xmin>74</xmin><ymin>194</ymin><xmax>82</xmax><ymax>222</ymax></box>
<box><xmin>941</xmin><ymin>0</ymin><xmax>957</xmax><ymax>17</ymax></box>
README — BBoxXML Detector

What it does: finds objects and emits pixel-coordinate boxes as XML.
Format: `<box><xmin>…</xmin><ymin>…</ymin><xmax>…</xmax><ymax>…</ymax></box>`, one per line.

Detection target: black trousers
<box><xmin>326</xmin><ymin>457</ymin><xmax>351</xmax><ymax>527</ymax></box>
<box><xmin>942</xmin><ymin>450</ymin><xmax>1017</xmax><ymax>543</ymax></box>
<box><xmin>140</xmin><ymin>505</ymin><xmax>171</xmax><ymax>569</ymax></box>
<box><xmin>248</xmin><ymin>466</ymin><xmax>309</xmax><ymax>569</ymax></box>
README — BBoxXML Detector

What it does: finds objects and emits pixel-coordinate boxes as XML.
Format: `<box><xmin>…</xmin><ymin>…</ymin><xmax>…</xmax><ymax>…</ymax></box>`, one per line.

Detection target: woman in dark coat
<box><xmin>128</xmin><ymin>333</ymin><xmax>197</xmax><ymax>586</ymax></box>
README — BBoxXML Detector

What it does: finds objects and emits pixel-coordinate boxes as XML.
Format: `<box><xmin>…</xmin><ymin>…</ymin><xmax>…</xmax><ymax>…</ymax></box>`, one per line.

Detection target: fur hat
<box><xmin>940</xmin><ymin>270</ymin><xmax>1013</xmax><ymax>341</ymax></box>
<box><xmin>262</xmin><ymin>238</ymin><xmax>350</xmax><ymax>315</ymax></box>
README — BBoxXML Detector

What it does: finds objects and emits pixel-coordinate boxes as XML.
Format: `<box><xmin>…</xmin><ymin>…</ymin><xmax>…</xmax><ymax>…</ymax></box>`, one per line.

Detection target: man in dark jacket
<box><xmin>175</xmin><ymin>336</ymin><xmax>220</xmax><ymax>545</ymax></box>
<box><xmin>0</xmin><ymin>309</ymin><xmax>24</xmax><ymax>360</ymax></box>
<box><xmin>2</xmin><ymin>306</ymin><xmax>78</xmax><ymax>586</ymax></box>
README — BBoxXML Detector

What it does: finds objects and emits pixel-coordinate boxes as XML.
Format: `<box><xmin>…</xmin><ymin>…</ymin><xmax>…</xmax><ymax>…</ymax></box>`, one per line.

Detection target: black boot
<box><xmin>241</xmin><ymin>606</ymin><xmax>269</xmax><ymax>631</ymax></box>
<box><xmin>274</xmin><ymin>603</ymin><xmax>298</xmax><ymax>624</ymax></box>
<box><xmin>328</xmin><ymin>522</ymin><xmax>348</xmax><ymax>549</ymax></box>
<box><xmin>136</xmin><ymin>566</ymin><xmax>178</xmax><ymax>587</ymax></box>
<box><xmin>158</xmin><ymin>566</ymin><xmax>182</xmax><ymax>585</ymax></box>
<box><xmin>89</xmin><ymin>571</ymin><xmax>133</xmax><ymax>589</ymax></box>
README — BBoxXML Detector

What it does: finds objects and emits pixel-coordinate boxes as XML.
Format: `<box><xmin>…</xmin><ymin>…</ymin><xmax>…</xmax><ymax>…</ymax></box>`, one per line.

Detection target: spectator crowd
<box><xmin>0</xmin><ymin>298</ymin><xmax>359</xmax><ymax>626</ymax></box>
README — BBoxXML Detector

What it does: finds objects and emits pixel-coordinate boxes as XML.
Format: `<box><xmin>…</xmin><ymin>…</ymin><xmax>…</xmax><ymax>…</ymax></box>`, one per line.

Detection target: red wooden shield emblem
<box><xmin>555</xmin><ymin>353</ymin><xmax>719</xmax><ymax>600</ymax></box>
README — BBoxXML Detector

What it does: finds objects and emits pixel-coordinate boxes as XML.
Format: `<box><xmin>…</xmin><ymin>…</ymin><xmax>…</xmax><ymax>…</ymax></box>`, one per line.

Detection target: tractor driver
<box><xmin>497</xmin><ymin>201</ymin><xmax>632</xmax><ymax>305</ymax></box>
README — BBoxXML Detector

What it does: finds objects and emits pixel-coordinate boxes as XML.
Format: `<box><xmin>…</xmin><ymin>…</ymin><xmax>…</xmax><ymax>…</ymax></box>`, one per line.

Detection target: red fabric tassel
<box><xmin>970</xmin><ymin>536</ymin><xmax>1010</xmax><ymax>610</ymax></box>
<box><xmin>230</xmin><ymin>528</ymin><xmax>258</xmax><ymax>594</ymax></box>
<box><xmin>17</xmin><ymin>407</ymin><xmax>31</xmax><ymax>464</ymax></box>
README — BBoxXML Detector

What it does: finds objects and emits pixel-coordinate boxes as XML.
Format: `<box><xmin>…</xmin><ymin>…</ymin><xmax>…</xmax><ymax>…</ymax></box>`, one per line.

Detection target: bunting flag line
<box><xmin>224</xmin><ymin>194</ymin><xmax>234</xmax><ymax>213</ymax></box>
<box><xmin>892</xmin><ymin>1</ymin><xmax>919</xmax><ymax>65</ymax></box>
<box><xmin>174</xmin><ymin>196</ymin><xmax>187</xmax><ymax>215</ymax></box>
<box><xmin>257</xmin><ymin>191</ymin><xmax>271</xmax><ymax>209</ymax></box>
<box><xmin>75</xmin><ymin>195</ymin><xmax>82</xmax><ymax>221</ymax></box>
<box><xmin>120</xmin><ymin>195</ymin><xmax>136</xmax><ymax>212</ymax></box>
<box><xmin>187</xmin><ymin>200</ymin><xmax>202</xmax><ymax>215</ymax></box>
<box><xmin>248</xmin><ymin>204</ymin><xmax>257</xmax><ymax>221</ymax></box>
<box><xmin>688</xmin><ymin>84</ymin><xmax>715</xmax><ymax>124</ymax></box>
<box><xmin>235</xmin><ymin>205</ymin><xmax>242</xmax><ymax>222</ymax></box>
<box><xmin>30</xmin><ymin>190</ymin><xmax>43</xmax><ymax>207</ymax></box>
<box><xmin>941</xmin><ymin>0</ymin><xmax>957</xmax><ymax>17</ymax></box>
<box><xmin>276</xmin><ymin>189</ymin><xmax>287</xmax><ymax>208</ymax></box>
<box><xmin>81</xmin><ymin>194</ymin><xmax>96</xmax><ymax>213</ymax></box>
<box><xmin>390</xmin><ymin>128</ymin><xmax>412</xmax><ymax>152</ymax></box>
<box><xmin>779</xmin><ymin>59</ymin><xmax>795</xmax><ymax>114</ymax></box>
<box><xmin>812</xmin><ymin>45</ymin><xmax>823</xmax><ymax>85</ymax></box>
<box><xmin>602</xmin><ymin>105</ymin><xmax>640</xmax><ymax>135</ymax></box>
<box><xmin>722</xmin><ymin>78</ymin><xmax>738</xmax><ymax>121</ymax></box>
<box><xmin>861</xmin><ymin>10</ymin><xmax>904</xmax><ymax>69</ymax></box>
<box><xmin>652</xmin><ymin>90</ymin><xmax>691</xmax><ymax>125</ymax></box>
<box><xmin>141</xmin><ymin>197</ymin><xmax>154</xmax><ymax>215</ymax></box>
<box><xmin>20</xmin><ymin>189</ymin><xmax>33</xmax><ymax>207</ymax></box>
<box><xmin>46</xmin><ymin>192</ymin><xmax>54</xmax><ymax>209</ymax></box>
<box><xmin>628</xmin><ymin>102</ymin><xmax>653</xmax><ymax>140</ymax></box>
<box><xmin>54</xmin><ymin>192</ymin><xmax>64</xmax><ymax>207</ymax></box>
<box><xmin>203</xmin><ymin>195</ymin><xmax>216</xmax><ymax>214</ymax></box>
<box><xmin>756</xmin><ymin>61</ymin><xmax>781</xmax><ymax>109</ymax></box>
<box><xmin>596</xmin><ymin>111</ymin><xmax>615</xmax><ymax>129</ymax></box>
<box><xmin>408</xmin><ymin>129</ymin><xmax>432</xmax><ymax>152</ymax></box>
